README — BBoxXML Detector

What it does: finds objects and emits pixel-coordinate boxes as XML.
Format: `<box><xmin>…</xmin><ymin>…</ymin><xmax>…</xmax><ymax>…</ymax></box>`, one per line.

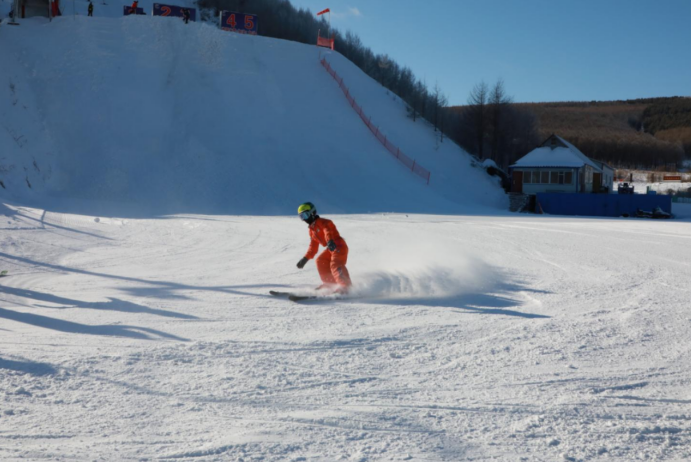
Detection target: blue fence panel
<box><xmin>536</xmin><ymin>193</ymin><xmax>672</xmax><ymax>217</ymax></box>
<box><xmin>123</xmin><ymin>6</ymin><xmax>145</xmax><ymax>15</ymax></box>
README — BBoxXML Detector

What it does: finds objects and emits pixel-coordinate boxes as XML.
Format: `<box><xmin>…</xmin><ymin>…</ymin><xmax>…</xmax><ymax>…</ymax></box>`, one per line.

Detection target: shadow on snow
<box><xmin>0</xmin><ymin>307</ymin><xmax>187</xmax><ymax>341</ymax></box>
<box><xmin>0</xmin><ymin>252</ymin><xmax>290</xmax><ymax>300</ymax></box>
<box><xmin>0</xmin><ymin>356</ymin><xmax>57</xmax><ymax>376</ymax></box>
<box><xmin>0</xmin><ymin>285</ymin><xmax>198</xmax><ymax>320</ymax></box>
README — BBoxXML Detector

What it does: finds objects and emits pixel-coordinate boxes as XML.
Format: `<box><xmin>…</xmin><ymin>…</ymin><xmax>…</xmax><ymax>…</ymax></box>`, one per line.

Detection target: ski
<box><xmin>269</xmin><ymin>290</ymin><xmax>292</xmax><ymax>297</ymax></box>
<box><xmin>288</xmin><ymin>294</ymin><xmax>320</xmax><ymax>302</ymax></box>
<box><xmin>270</xmin><ymin>291</ymin><xmax>320</xmax><ymax>301</ymax></box>
<box><xmin>269</xmin><ymin>290</ymin><xmax>349</xmax><ymax>302</ymax></box>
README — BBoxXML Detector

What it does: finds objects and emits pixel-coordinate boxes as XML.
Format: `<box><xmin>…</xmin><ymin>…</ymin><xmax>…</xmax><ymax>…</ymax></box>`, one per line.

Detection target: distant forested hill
<box><xmin>516</xmin><ymin>97</ymin><xmax>691</xmax><ymax>169</ymax></box>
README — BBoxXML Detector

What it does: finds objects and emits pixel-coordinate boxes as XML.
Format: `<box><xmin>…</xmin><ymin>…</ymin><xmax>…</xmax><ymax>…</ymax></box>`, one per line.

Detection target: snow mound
<box><xmin>0</xmin><ymin>15</ymin><xmax>505</xmax><ymax>215</ymax></box>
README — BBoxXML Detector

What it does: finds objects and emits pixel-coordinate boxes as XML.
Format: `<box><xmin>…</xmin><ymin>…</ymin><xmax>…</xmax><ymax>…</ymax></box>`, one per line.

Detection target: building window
<box><xmin>523</xmin><ymin>170</ymin><xmax>531</xmax><ymax>184</ymax></box>
<box><xmin>565</xmin><ymin>172</ymin><xmax>573</xmax><ymax>184</ymax></box>
<box><xmin>541</xmin><ymin>171</ymin><xmax>549</xmax><ymax>184</ymax></box>
<box><xmin>532</xmin><ymin>171</ymin><xmax>540</xmax><ymax>184</ymax></box>
<box><xmin>550</xmin><ymin>172</ymin><xmax>558</xmax><ymax>184</ymax></box>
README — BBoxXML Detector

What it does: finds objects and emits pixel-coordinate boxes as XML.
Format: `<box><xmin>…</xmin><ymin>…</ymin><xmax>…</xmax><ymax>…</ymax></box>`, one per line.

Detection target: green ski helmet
<box><xmin>297</xmin><ymin>202</ymin><xmax>317</xmax><ymax>222</ymax></box>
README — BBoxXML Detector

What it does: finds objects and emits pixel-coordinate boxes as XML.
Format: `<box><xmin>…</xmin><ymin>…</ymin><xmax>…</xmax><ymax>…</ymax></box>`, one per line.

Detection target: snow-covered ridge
<box><xmin>0</xmin><ymin>14</ymin><xmax>506</xmax><ymax>215</ymax></box>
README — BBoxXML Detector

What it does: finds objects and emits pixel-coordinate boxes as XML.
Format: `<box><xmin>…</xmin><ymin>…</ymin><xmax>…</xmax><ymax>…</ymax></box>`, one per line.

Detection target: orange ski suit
<box><xmin>304</xmin><ymin>217</ymin><xmax>352</xmax><ymax>287</ymax></box>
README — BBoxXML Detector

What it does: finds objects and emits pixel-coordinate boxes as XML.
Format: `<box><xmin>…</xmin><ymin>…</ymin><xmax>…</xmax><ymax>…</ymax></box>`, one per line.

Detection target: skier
<box><xmin>296</xmin><ymin>202</ymin><xmax>352</xmax><ymax>294</ymax></box>
<box><xmin>182</xmin><ymin>8</ymin><xmax>190</xmax><ymax>24</ymax></box>
<box><xmin>129</xmin><ymin>0</ymin><xmax>137</xmax><ymax>15</ymax></box>
<box><xmin>87</xmin><ymin>1</ymin><xmax>93</xmax><ymax>16</ymax></box>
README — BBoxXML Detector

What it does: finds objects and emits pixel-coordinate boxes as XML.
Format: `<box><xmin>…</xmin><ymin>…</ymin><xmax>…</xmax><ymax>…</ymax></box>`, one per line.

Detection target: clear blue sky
<box><xmin>289</xmin><ymin>0</ymin><xmax>691</xmax><ymax>105</ymax></box>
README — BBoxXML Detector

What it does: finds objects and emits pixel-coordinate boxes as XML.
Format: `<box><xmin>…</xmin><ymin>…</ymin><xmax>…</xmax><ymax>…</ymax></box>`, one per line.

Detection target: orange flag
<box><xmin>317</xmin><ymin>8</ymin><xmax>330</xmax><ymax>16</ymax></box>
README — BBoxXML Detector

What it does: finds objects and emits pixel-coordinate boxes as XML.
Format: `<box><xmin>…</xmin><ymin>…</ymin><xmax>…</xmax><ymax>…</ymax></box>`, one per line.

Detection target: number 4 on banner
<box><xmin>227</xmin><ymin>13</ymin><xmax>236</xmax><ymax>28</ymax></box>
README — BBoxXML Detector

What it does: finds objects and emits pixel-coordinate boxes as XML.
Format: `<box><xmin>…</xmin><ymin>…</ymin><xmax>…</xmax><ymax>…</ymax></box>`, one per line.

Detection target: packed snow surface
<box><xmin>1</xmin><ymin>202</ymin><xmax>691</xmax><ymax>460</ymax></box>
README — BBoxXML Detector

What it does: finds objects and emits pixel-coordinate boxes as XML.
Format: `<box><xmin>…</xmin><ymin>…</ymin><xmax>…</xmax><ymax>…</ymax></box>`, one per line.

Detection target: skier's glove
<box><xmin>326</xmin><ymin>240</ymin><xmax>337</xmax><ymax>252</ymax></box>
<box><xmin>297</xmin><ymin>257</ymin><xmax>309</xmax><ymax>269</ymax></box>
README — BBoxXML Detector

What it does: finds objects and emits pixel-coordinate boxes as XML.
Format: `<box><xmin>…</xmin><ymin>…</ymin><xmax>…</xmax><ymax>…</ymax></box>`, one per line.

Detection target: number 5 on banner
<box><xmin>161</xmin><ymin>5</ymin><xmax>171</xmax><ymax>16</ymax></box>
<box><xmin>245</xmin><ymin>15</ymin><xmax>254</xmax><ymax>29</ymax></box>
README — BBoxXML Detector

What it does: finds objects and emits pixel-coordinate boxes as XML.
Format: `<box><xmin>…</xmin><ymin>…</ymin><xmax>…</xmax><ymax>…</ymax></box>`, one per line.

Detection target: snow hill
<box><xmin>0</xmin><ymin>11</ymin><xmax>506</xmax><ymax>216</ymax></box>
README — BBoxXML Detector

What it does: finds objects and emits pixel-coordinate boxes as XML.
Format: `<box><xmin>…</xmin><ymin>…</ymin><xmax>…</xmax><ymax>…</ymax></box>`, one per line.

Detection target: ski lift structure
<box><xmin>316</xmin><ymin>7</ymin><xmax>334</xmax><ymax>51</ymax></box>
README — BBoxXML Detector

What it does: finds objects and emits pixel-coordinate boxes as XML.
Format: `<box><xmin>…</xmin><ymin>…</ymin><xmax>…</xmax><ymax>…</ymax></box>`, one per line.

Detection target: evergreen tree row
<box><xmin>197</xmin><ymin>0</ymin><xmax>458</xmax><ymax>155</ymax></box>
<box><xmin>198</xmin><ymin>0</ymin><xmax>689</xmax><ymax>172</ymax></box>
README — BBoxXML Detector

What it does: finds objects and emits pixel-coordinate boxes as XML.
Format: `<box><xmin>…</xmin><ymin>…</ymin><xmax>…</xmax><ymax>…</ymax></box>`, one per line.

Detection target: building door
<box><xmin>512</xmin><ymin>171</ymin><xmax>523</xmax><ymax>193</ymax></box>
<box><xmin>593</xmin><ymin>173</ymin><xmax>602</xmax><ymax>193</ymax></box>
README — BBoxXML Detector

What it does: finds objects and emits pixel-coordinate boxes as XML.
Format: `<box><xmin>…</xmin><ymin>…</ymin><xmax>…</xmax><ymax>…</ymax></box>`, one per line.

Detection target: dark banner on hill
<box><xmin>123</xmin><ymin>6</ymin><xmax>145</xmax><ymax>15</ymax></box>
<box><xmin>152</xmin><ymin>3</ymin><xmax>197</xmax><ymax>21</ymax></box>
<box><xmin>220</xmin><ymin>11</ymin><xmax>258</xmax><ymax>35</ymax></box>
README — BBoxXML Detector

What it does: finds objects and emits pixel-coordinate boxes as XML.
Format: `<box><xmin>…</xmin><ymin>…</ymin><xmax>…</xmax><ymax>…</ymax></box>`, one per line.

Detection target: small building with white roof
<box><xmin>510</xmin><ymin>134</ymin><xmax>604</xmax><ymax>194</ymax></box>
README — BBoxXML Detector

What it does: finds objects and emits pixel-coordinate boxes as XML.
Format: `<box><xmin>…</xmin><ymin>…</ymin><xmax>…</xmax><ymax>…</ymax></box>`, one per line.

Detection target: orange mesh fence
<box><xmin>320</xmin><ymin>58</ymin><xmax>431</xmax><ymax>185</ymax></box>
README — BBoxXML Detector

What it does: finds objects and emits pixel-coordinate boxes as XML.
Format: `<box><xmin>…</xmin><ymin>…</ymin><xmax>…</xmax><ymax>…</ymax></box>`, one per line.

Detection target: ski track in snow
<box><xmin>1</xmin><ymin>204</ymin><xmax>691</xmax><ymax>460</ymax></box>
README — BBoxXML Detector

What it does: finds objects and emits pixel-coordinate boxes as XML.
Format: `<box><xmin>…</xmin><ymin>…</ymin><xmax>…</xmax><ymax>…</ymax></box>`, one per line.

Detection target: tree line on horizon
<box><xmin>518</xmin><ymin>98</ymin><xmax>691</xmax><ymax>170</ymax></box>
<box><xmin>198</xmin><ymin>0</ymin><xmax>690</xmax><ymax>172</ymax></box>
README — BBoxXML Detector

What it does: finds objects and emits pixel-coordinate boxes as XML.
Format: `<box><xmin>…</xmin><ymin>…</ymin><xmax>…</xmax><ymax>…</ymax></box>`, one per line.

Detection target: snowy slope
<box><xmin>0</xmin><ymin>15</ymin><xmax>506</xmax><ymax>215</ymax></box>
<box><xmin>2</xmin><ymin>204</ymin><xmax>691</xmax><ymax>460</ymax></box>
<box><xmin>0</xmin><ymin>27</ymin><xmax>54</xmax><ymax>194</ymax></box>
<box><xmin>323</xmin><ymin>52</ymin><xmax>508</xmax><ymax>206</ymax></box>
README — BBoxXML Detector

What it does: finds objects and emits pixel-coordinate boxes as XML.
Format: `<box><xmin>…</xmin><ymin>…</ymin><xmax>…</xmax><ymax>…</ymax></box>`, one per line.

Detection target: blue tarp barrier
<box><xmin>536</xmin><ymin>193</ymin><xmax>672</xmax><ymax>217</ymax></box>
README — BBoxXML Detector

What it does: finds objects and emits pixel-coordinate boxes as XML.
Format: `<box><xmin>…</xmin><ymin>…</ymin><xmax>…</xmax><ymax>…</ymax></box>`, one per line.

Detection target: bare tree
<box><xmin>431</xmin><ymin>82</ymin><xmax>448</xmax><ymax>141</ymax></box>
<box><xmin>488</xmin><ymin>79</ymin><xmax>512</xmax><ymax>163</ymax></box>
<box><xmin>438</xmin><ymin>92</ymin><xmax>449</xmax><ymax>143</ymax></box>
<box><xmin>466</xmin><ymin>81</ymin><xmax>489</xmax><ymax>159</ymax></box>
<box><xmin>431</xmin><ymin>82</ymin><xmax>441</xmax><ymax>132</ymax></box>
<box><xmin>453</xmin><ymin>81</ymin><xmax>539</xmax><ymax>170</ymax></box>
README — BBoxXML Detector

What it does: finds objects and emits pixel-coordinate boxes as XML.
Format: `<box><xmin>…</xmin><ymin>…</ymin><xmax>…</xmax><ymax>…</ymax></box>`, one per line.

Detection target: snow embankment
<box><xmin>0</xmin><ymin>15</ymin><xmax>506</xmax><ymax>215</ymax></box>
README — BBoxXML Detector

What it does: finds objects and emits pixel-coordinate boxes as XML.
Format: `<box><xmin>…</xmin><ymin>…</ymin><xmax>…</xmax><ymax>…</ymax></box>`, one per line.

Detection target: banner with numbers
<box><xmin>152</xmin><ymin>3</ymin><xmax>196</xmax><ymax>21</ymax></box>
<box><xmin>220</xmin><ymin>11</ymin><xmax>258</xmax><ymax>35</ymax></box>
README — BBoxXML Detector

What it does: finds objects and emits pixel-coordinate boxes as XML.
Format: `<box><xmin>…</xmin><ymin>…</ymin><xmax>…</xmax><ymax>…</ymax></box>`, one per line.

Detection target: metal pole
<box><xmin>10</xmin><ymin>0</ymin><xmax>19</xmax><ymax>23</ymax></box>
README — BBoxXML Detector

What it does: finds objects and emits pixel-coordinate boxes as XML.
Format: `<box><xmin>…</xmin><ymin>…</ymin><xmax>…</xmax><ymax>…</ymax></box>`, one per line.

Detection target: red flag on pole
<box><xmin>317</xmin><ymin>8</ymin><xmax>330</xmax><ymax>16</ymax></box>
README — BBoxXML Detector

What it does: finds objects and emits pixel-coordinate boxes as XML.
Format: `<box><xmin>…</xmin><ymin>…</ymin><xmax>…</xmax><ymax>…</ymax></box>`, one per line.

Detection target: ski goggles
<box><xmin>299</xmin><ymin>211</ymin><xmax>312</xmax><ymax>221</ymax></box>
